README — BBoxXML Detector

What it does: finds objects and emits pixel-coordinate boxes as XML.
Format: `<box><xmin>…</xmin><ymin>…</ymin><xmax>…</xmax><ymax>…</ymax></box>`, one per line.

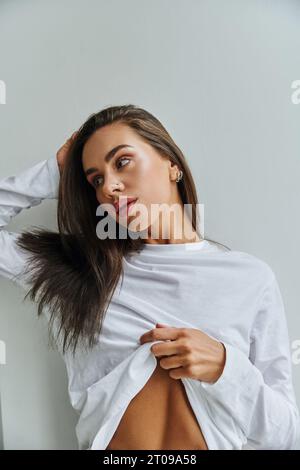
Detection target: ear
<box><xmin>168</xmin><ymin>160</ymin><xmax>179</xmax><ymax>182</ymax></box>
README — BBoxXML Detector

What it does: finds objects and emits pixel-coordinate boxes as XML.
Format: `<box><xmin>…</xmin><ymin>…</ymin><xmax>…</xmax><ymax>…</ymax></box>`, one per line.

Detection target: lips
<box><xmin>115</xmin><ymin>198</ymin><xmax>138</xmax><ymax>216</ymax></box>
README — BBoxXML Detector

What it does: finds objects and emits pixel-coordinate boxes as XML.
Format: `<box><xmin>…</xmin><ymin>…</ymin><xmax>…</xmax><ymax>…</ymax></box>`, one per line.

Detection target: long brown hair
<box><xmin>16</xmin><ymin>104</ymin><xmax>230</xmax><ymax>357</ymax></box>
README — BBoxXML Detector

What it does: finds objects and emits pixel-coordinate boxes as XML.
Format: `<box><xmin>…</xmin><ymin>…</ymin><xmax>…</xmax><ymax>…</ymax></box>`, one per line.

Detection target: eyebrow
<box><xmin>84</xmin><ymin>144</ymin><xmax>134</xmax><ymax>177</ymax></box>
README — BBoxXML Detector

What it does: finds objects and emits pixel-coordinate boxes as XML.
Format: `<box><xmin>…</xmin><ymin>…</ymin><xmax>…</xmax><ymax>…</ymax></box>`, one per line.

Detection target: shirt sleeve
<box><xmin>199</xmin><ymin>270</ymin><xmax>300</xmax><ymax>450</ymax></box>
<box><xmin>0</xmin><ymin>155</ymin><xmax>60</xmax><ymax>289</ymax></box>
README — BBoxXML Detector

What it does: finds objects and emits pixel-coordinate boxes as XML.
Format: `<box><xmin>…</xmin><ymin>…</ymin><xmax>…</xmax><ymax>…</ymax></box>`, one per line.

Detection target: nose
<box><xmin>101</xmin><ymin>177</ymin><xmax>125</xmax><ymax>201</ymax></box>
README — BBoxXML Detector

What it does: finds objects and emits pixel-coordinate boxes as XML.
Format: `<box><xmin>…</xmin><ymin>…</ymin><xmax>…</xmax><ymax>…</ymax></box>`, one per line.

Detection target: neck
<box><xmin>144</xmin><ymin>204</ymin><xmax>201</xmax><ymax>245</ymax></box>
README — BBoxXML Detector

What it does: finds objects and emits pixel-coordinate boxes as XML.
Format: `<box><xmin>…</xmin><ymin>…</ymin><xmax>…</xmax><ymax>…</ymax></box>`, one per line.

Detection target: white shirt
<box><xmin>0</xmin><ymin>155</ymin><xmax>299</xmax><ymax>450</ymax></box>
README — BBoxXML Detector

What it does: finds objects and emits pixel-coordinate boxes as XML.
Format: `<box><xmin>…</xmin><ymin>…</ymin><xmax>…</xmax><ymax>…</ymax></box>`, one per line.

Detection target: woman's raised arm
<box><xmin>0</xmin><ymin>131</ymin><xmax>78</xmax><ymax>289</ymax></box>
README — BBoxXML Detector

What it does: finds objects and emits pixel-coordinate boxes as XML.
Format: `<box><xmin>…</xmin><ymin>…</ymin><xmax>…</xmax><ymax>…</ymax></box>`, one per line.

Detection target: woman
<box><xmin>0</xmin><ymin>104</ymin><xmax>299</xmax><ymax>450</ymax></box>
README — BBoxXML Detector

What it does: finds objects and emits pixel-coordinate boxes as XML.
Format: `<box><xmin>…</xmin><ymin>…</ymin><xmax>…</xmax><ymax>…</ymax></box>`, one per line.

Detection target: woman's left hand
<box><xmin>139</xmin><ymin>323</ymin><xmax>226</xmax><ymax>383</ymax></box>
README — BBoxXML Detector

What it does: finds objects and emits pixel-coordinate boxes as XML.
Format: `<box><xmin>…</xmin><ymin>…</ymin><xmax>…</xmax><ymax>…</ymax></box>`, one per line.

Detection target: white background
<box><xmin>0</xmin><ymin>0</ymin><xmax>299</xmax><ymax>449</ymax></box>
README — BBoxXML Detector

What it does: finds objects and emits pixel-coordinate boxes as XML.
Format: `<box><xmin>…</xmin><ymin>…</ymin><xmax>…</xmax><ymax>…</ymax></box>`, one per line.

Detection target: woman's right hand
<box><xmin>56</xmin><ymin>131</ymin><xmax>78</xmax><ymax>175</ymax></box>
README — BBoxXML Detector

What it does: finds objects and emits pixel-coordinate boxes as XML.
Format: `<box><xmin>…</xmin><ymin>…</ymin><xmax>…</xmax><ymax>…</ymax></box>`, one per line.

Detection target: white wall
<box><xmin>0</xmin><ymin>0</ymin><xmax>299</xmax><ymax>449</ymax></box>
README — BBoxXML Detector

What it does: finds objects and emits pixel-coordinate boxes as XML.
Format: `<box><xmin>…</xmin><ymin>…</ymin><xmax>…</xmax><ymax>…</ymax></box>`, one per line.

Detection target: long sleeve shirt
<box><xmin>0</xmin><ymin>155</ymin><xmax>299</xmax><ymax>450</ymax></box>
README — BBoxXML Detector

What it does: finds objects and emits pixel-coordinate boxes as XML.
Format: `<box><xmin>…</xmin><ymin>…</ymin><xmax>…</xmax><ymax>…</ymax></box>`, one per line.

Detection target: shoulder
<box><xmin>206</xmin><ymin>242</ymin><xmax>275</xmax><ymax>288</ymax></box>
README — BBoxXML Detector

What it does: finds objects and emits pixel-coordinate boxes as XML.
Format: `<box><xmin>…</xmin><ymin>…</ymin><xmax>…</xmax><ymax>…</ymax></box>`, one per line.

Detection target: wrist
<box><xmin>211</xmin><ymin>342</ymin><xmax>226</xmax><ymax>384</ymax></box>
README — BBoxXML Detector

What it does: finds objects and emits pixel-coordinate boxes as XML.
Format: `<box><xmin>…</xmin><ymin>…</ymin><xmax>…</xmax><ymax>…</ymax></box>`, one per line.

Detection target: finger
<box><xmin>156</xmin><ymin>322</ymin><xmax>170</xmax><ymax>328</ymax></box>
<box><xmin>160</xmin><ymin>354</ymin><xmax>187</xmax><ymax>370</ymax></box>
<box><xmin>140</xmin><ymin>326</ymin><xmax>181</xmax><ymax>344</ymax></box>
<box><xmin>169</xmin><ymin>367</ymin><xmax>191</xmax><ymax>380</ymax></box>
<box><xmin>64</xmin><ymin>131</ymin><xmax>78</xmax><ymax>145</ymax></box>
<box><xmin>150</xmin><ymin>340</ymin><xmax>179</xmax><ymax>357</ymax></box>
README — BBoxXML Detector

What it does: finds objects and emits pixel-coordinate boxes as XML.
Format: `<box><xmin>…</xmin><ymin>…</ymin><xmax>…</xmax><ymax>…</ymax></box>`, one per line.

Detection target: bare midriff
<box><xmin>105</xmin><ymin>361</ymin><xmax>209</xmax><ymax>450</ymax></box>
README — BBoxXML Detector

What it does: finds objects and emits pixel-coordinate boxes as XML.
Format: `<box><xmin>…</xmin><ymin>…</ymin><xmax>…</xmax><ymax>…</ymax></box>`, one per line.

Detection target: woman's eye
<box><xmin>92</xmin><ymin>157</ymin><xmax>130</xmax><ymax>188</ymax></box>
<box><xmin>93</xmin><ymin>175</ymin><xmax>103</xmax><ymax>187</ymax></box>
<box><xmin>116</xmin><ymin>156</ymin><xmax>130</xmax><ymax>169</ymax></box>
